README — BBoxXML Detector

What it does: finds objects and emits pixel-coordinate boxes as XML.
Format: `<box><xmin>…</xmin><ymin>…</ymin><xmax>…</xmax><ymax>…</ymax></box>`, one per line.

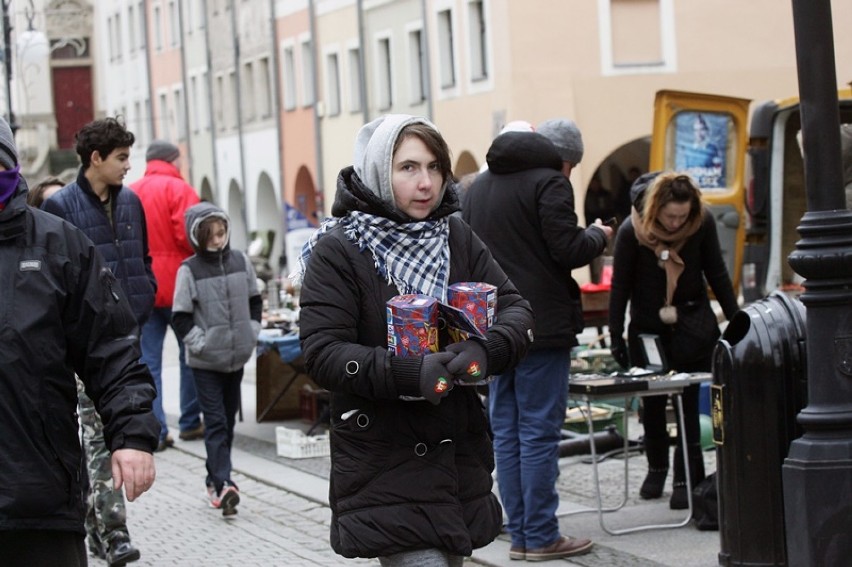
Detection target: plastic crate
<box><xmin>275</xmin><ymin>426</ymin><xmax>330</xmax><ymax>459</ymax></box>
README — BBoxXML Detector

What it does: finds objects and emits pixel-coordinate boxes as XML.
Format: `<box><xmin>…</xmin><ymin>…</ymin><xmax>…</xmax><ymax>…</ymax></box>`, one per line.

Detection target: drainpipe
<box><xmin>178</xmin><ymin>0</ymin><xmax>193</xmax><ymax>183</ymax></box>
<box><xmin>201</xmin><ymin>0</ymin><xmax>217</xmax><ymax>197</ymax></box>
<box><xmin>308</xmin><ymin>0</ymin><xmax>324</xmax><ymax>218</ymax></box>
<box><xmin>356</xmin><ymin>0</ymin><xmax>368</xmax><ymax>124</ymax></box>
<box><xmin>420</xmin><ymin>0</ymin><xmax>432</xmax><ymax>121</ymax></box>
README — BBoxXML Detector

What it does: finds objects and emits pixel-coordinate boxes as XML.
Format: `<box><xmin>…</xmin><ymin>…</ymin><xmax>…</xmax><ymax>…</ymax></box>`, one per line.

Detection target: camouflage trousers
<box><xmin>77</xmin><ymin>377</ymin><xmax>129</xmax><ymax>547</ymax></box>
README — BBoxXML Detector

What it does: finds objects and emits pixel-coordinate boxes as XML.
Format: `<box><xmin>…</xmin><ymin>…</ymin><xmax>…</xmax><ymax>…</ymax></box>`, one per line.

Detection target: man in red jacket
<box><xmin>131</xmin><ymin>141</ymin><xmax>202</xmax><ymax>451</ymax></box>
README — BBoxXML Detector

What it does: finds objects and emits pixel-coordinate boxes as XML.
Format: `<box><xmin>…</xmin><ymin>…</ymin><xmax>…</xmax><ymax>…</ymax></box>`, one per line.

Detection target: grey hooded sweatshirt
<box><xmin>172</xmin><ymin>202</ymin><xmax>262</xmax><ymax>372</ymax></box>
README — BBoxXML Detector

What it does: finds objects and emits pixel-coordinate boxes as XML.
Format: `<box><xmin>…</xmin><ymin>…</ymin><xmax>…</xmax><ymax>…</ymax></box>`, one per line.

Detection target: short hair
<box><xmin>75</xmin><ymin>117</ymin><xmax>135</xmax><ymax>168</ymax></box>
<box><xmin>27</xmin><ymin>176</ymin><xmax>65</xmax><ymax>208</ymax></box>
<box><xmin>394</xmin><ymin>122</ymin><xmax>453</xmax><ymax>186</ymax></box>
<box><xmin>641</xmin><ymin>172</ymin><xmax>703</xmax><ymax>235</ymax></box>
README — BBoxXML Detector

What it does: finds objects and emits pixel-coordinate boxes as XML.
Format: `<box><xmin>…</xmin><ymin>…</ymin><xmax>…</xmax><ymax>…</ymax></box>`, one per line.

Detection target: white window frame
<box><xmin>598</xmin><ymin>0</ymin><xmax>677</xmax><ymax>76</ymax></box>
<box><xmin>374</xmin><ymin>32</ymin><xmax>393</xmax><ymax>112</ymax></box>
<box><xmin>406</xmin><ymin>23</ymin><xmax>427</xmax><ymax>106</ymax></box>
<box><xmin>346</xmin><ymin>43</ymin><xmax>362</xmax><ymax>114</ymax></box>
<box><xmin>324</xmin><ymin>48</ymin><xmax>341</xmax><ymax>117</ymax></box>
<box><xmin>465</xmin><ymin>0</ymin><xmax>493</xmax><ymax>95</ymax></box>
<box><xmin>281</xmin><ymin>40</ymin><xmax>297</xmax><ymax>111</ymax></box>
<box><xmin>300</xmin><ymin>34</ymin><xmax>315</xmax><ymax>108</ymax></box>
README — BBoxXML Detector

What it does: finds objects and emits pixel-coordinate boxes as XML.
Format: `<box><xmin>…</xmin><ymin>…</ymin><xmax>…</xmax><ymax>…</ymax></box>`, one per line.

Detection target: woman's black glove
<box><xmin>610</xmin><ymin>335</ymin><xmax>630</xmax><ymax>369</ymax></box>
<box><xmin>419</xmin><ymin>351</ymin><xmax>457</xmax><ymax>404</ymax></box>
<box><xmin>445</xmin><ymin>340</ymin><xmax>488</xmax><ymax>383</ymax></box>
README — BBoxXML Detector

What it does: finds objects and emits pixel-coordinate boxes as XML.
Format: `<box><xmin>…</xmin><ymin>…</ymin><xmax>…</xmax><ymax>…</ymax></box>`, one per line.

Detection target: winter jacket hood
<box><xmin>485</xmin><ymin>131</ymin><xmax>563</xmax><ymax>175</ymax></box>
<box><xmin>353</xmin><ymin>114</ymin><xmax>448</xmax><ymax>208</ymax></box>
<box><xmin>185</xmin><ymin>201</ymin><xmax>231</xmax><ymax>256</ymax></box>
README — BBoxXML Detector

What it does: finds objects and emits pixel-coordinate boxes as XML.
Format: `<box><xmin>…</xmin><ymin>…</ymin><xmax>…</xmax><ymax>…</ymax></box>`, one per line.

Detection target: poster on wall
<box><xmin>674</xmin><ymin>111</ymin><xmax>729</xmax><ymax>189</ymax></box>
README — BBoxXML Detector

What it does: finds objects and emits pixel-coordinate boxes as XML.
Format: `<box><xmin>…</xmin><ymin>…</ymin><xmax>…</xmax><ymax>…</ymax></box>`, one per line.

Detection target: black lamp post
<box><xmin>782</xmin><ymin>0</ymin><xmax>852</xmax><ymax>564</ymax></box>
<box><xmin>1</xmin><ymin>0</ymin><xmax>16</xmax><ymax>134</ymax></box>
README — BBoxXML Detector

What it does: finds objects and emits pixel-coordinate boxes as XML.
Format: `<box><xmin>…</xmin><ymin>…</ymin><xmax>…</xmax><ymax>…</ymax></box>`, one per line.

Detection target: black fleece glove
<box><xmin>419</xmin><ymin>351</ymin><xmax>457</xmax><ymax>404</ymax></box>
<box><xmin>610</xmin><ymin>335</ymin><xmax>629</xmax><ymax>369</ymax></box>
<box><xmin>445</xmin><ymin>340</ymin><xmax>488</xmax><ymax>384</ymax></box>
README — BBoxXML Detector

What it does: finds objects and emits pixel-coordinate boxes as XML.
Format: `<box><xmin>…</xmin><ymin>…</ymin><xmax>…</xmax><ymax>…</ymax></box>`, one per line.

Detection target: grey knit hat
<box><xmin>0</xmin><ymin>116</ymin><xmax>18</xmax><ymax>169</ymax></box>
<box><xmin>537</xmin><ymin>118</ymin><xmax>584</xmax><ymax>165</ymax></box>
<box><xmin>146</xmin><ymin>139</ymin><xmax>180</xmax><ymax>163</ymax></box>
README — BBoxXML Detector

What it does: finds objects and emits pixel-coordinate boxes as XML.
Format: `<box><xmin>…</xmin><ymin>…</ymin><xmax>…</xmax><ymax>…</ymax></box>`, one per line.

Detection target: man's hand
<box><xmin>112</xmin><ymin>448</ymin><xmax>156</xmax><ymax>502</ymax></box>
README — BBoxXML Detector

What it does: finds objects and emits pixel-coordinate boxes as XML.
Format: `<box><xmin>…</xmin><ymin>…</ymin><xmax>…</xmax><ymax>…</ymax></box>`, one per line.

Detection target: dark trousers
<box><xmin>193</xmin><ymin>367</ymin><xmax>243</xmax><ymax>494</ymax></box>
<box><xmin>0</xmin><ymin>529</ymin><xmax>87</xmax><ymax>566</ymax></box>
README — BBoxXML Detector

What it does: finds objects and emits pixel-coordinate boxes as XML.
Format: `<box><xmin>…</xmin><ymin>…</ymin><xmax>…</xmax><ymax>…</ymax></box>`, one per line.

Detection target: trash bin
<box><xmin>712</xmin><ymin>291</ymin><xmax>807</xmax><ymax>566</ymax></box>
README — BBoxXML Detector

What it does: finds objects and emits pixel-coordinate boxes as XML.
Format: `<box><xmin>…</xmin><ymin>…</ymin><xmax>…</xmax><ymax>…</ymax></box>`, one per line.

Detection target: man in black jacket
<box><xmin>0</xmin><ymin>116</ymin><xmax>159</xmax><ymax>565</ymax></box>
<box><xmin>463</xmin><ymin>118</ymin><xmax>611</xmax><ymax>562</ymax></box>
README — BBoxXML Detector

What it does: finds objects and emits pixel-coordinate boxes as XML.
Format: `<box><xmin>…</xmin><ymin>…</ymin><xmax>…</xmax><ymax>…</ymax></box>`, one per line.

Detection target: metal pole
<box><xmin>2</xmin><ymin>0</ymin><xmax>16</xmax><ymax>134</ymax></box>
<box><xmin>783</xmin><ymin>0</ymin><xmax>852</xmax><ymax>564</ymax></box>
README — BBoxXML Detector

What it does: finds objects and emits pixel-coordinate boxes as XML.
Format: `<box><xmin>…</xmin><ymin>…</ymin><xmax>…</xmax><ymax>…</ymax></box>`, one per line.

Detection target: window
<box><xmin>190</xmin><ymin>76</ymin><xmax>199</xmax><ymax>132</ymax></box>
<box><xmin>200</xmin><ymin>71</ymin><xmax>211</xmax><ymax>130</ymax></box>
<box><xmin>138</xmin><ymin>2</ymin><xmax>146</xmax><ymax>49</ymax></box>
<box><xmin>301</xmin><ymin>38</ymin><xmax>315</xmax><ymax>107</ymax></box>
<box><xmin>154</xmin><ymin>6</ymin><xmax>163</xmax><ymax>51</ymax></box>
<box><xmin>216</xmin><ymin>75</ymin><xmax>225</xmax><ymax>128</ymax></box>
<box><xmin>174</xmin><ymin>88</ymin><xmax>186</xmax><ymax>140</ymax></box>
<box><xmin>128</xmin><ymin>6</ymin><xmax>136</xmax><ymax>54</ymax></box>
<box><xmin>114</xmin><ymin>13</ymin><xmax>123</xmax><ymax>61</ymax></box>
<box><xmin>229</xmin><ymin>71</ymin><xmax>238</xmax><ymax>128</ymax></box>
<box><xmin>599</xmin><ymin>0</ymin><xmax>676</xmax><ymax>75</ymax></box>
<box><xmin>408</xmin><ymin>28</ymin><xmax>426</xmax><ymax>105</ymax></box>
<box><xmin>258</xmin><ymin>57</ymin><xmax>271</xmax><ymax>118</ymax></box>
<box><xmin>133</xmin><ymin>101</ymin><xmax>143</xmax><ymax>146</ymax></box>
<box><xmin>158</xmin><ymin>92</ymin><xmax>169</xmax><ymax>138</ymax></box>
<box><xmin>107</xmin><ymin>16</ymin><xmax>115</xmax><ymax>61</ymax></box>
<box><xmin>243</xmin><ymin>62</ymin><xmax>256</xmax><ymax>122</ymax></box>
<box><xmin>376</xmin><ymin>36</ymin><xmax>392</xmax><ymax>110</ymax></box>
<box><xmin>467</xmin><ymin>0</ymin><xmax>487</xmax><ymax>81</ymax></box>
<box><xmin>169</xmin><ymin>1</ymin><xmax>180</xmax><ymax>48</ymax></box>
<box><xmin>282</xmin><ymin>45</ymin><xmax>296</xmax><ymax>110</ymax></box>
<box><xmin>437</xmin><ymin>9</ymin><xmax>455</xmax><ymax>89</ymax></box>
<box><xmin>347</xmin><ymin>47</ymin><xmax>362</xmax><ymax>113</ymax></box>
<box><xmin>326</xmin><ymin>52</ymin><xmax>341</xmax><ymax>117</ymax></box>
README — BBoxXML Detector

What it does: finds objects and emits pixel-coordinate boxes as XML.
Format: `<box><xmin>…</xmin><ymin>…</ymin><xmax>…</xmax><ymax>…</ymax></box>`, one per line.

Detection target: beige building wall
<box><xmin>315</xmin><ymin>0</ymin><xmax>364</xmax><ymax>208</ymax></box>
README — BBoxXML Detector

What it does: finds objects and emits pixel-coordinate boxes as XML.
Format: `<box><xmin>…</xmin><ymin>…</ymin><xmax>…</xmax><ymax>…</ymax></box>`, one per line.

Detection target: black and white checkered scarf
<box><xmin>294</xmin><ymin>211</ymin><xmax>451</xmax><ymax>301</ymax></box>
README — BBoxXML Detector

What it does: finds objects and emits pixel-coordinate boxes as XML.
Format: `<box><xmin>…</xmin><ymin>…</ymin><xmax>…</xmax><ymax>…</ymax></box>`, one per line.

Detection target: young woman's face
<box><xmin>391</xmin><ymin>135</ymin><xmax>444</xmax><ymax>220</ymax></box>
<box><xmin>205</xmin><ymin>219</ymin><xmax>228</xmax><ymax>252</ymax></box>
<box><xmin>656</xmin><ymin>201</ymin><xmax>692</xmax><ymax>233</ymax></box>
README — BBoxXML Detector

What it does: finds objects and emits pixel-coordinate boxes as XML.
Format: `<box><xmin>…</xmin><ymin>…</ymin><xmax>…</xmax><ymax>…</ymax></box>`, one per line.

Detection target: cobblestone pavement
<box><xmin>87</xmin><ymin>447</ymin><xmax>379</xmax><ymax>567</ymax></box>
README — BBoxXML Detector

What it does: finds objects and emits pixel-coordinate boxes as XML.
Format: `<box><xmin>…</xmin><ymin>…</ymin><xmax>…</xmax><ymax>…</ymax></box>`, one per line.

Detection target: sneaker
<box><xmin>105</xmin><ymin>533</ymin><xmax>141</xmax><ymax>566</ymax></box>
<box><xmin>208</xmin><ymin>483</ymin><xmax>240</xmax><ymax>517</ymax></box>
<box><xmin>179</xmin><ymin>423</ymin><xmax>205</xmax><ymax>441</ymax></box>
<box><xmin>525</xmin><ymin>536</ymin><xmax>593</xmax><ymax>562</ymax></box>
<box><xmin>508</xmin><ymin>546</ymin><xmax>526</xmax><ymax>560</ymax></box>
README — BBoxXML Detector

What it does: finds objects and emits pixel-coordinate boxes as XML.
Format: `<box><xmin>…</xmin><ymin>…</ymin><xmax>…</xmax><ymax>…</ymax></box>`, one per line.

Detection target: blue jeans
<box><xmin>193</xmin><ymin>367</ymin><xmax>243</xmax><ymax>493</ymax></box>
<box><xmin>489</xmin><ymin>348</ymin><xmax>570</xmax><ymax>551</ymax></box>
<box><xmin>140</xmin><ymin>307</ymin><xmax>201</xmax><ymax>441</ymax></box>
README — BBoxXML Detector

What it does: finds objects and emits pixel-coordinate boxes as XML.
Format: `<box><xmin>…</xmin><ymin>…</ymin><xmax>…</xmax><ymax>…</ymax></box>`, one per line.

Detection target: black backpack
<box><xmin>692</xmin><ymin>472</ymin><xmax>719</xmax><ymax>531</ymax></box>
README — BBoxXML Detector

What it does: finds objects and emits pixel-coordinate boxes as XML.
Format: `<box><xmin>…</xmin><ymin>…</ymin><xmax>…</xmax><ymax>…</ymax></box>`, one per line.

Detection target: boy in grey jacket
<box><xmin>172</xmin><ymin>202</ymin><xmax>262</xmax><ymax>517</ymax></box>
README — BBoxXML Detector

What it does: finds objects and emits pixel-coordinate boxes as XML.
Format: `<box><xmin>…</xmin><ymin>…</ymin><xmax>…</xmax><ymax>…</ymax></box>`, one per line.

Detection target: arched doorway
<box><xmin>293</xmin><ymin>166</ymin><xmax>318</xmax><ymax>226</ymax></box>
<box><xmin>255</xmin><ymin>172</ymin><xmax>282</xmax><ymax>278</ymax></box>
<box><xmin>200</xmin><ymin>177</ymin><xmax>215</xmax><ymax>203</ymax></box>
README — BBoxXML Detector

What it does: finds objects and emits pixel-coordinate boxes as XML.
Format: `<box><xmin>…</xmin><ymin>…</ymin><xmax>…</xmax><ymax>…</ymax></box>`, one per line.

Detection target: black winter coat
<box><xmin>608</xmin><ymin>212</ymin><xmax>739</xmax><ymax>364</ymax></box>
<box><xmin>462</xmin><ymin>132</ymin><xmax>607</xmax><ymax>349</ymax></box>
<box><xmin>0</xmin><ymin>188</ymin><xmax>158</xmax><ymax>533</ymax></box>
<box><xmin>299</xmin><ymin>168</ymin><xmax>534</xmax><ymax>558</ymax></box>
<box><xmin>42</xmin><ymin>168</ymin><xmax>156</xmax><ymax>326</ymax></box>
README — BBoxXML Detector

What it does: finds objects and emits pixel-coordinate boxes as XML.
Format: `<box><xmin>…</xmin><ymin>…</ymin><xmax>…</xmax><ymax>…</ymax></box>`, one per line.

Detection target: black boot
<box><xmin>670</xmin><ymin>442</ymin><xmax>706</xmax><ymax>510</ymax></box>
<box><xmin>640</xmin><ymin>437</ymin><xmax>670</xmax><ymax>499</ymax></box>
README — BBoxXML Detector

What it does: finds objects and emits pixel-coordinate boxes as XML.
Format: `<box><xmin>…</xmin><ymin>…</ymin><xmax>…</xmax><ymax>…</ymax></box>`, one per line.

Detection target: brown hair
<box><xmin>196</xmin><ymin>216</ymin><xmax>228</xmax><ymax>249</ymax></box>
<box><xmin>27</xmin><ymin>176</ymin><xmax>65</xmax><ymax>207</ymax></box>
<box><xmin>393</xmin><ymin>122</ymin><xmax>454</xmax><ymax>186</ymax></box>
<box><xmin>640</xmin><ymin>172</ymin><xmax>703</xmax><ymax>235</ymax></box>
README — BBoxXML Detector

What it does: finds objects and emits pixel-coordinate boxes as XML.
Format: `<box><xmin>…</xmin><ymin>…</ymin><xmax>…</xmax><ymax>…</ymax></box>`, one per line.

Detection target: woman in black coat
<box><xmin>296</xmin><ymin>114</ymin><xmax>534</xmax><ymax>566</ymax></box>
<box><xmin>608</xmin><ymin>172</ymin><xmax>739</xmax><ymax>509</ymax></box>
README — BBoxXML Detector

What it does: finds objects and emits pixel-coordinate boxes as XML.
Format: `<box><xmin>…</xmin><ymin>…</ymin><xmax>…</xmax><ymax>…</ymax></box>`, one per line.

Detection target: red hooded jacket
<box><xmin>131</xmin><ymin>160</ymin><xmax>199</xmax><ymax>308</ymax></box>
